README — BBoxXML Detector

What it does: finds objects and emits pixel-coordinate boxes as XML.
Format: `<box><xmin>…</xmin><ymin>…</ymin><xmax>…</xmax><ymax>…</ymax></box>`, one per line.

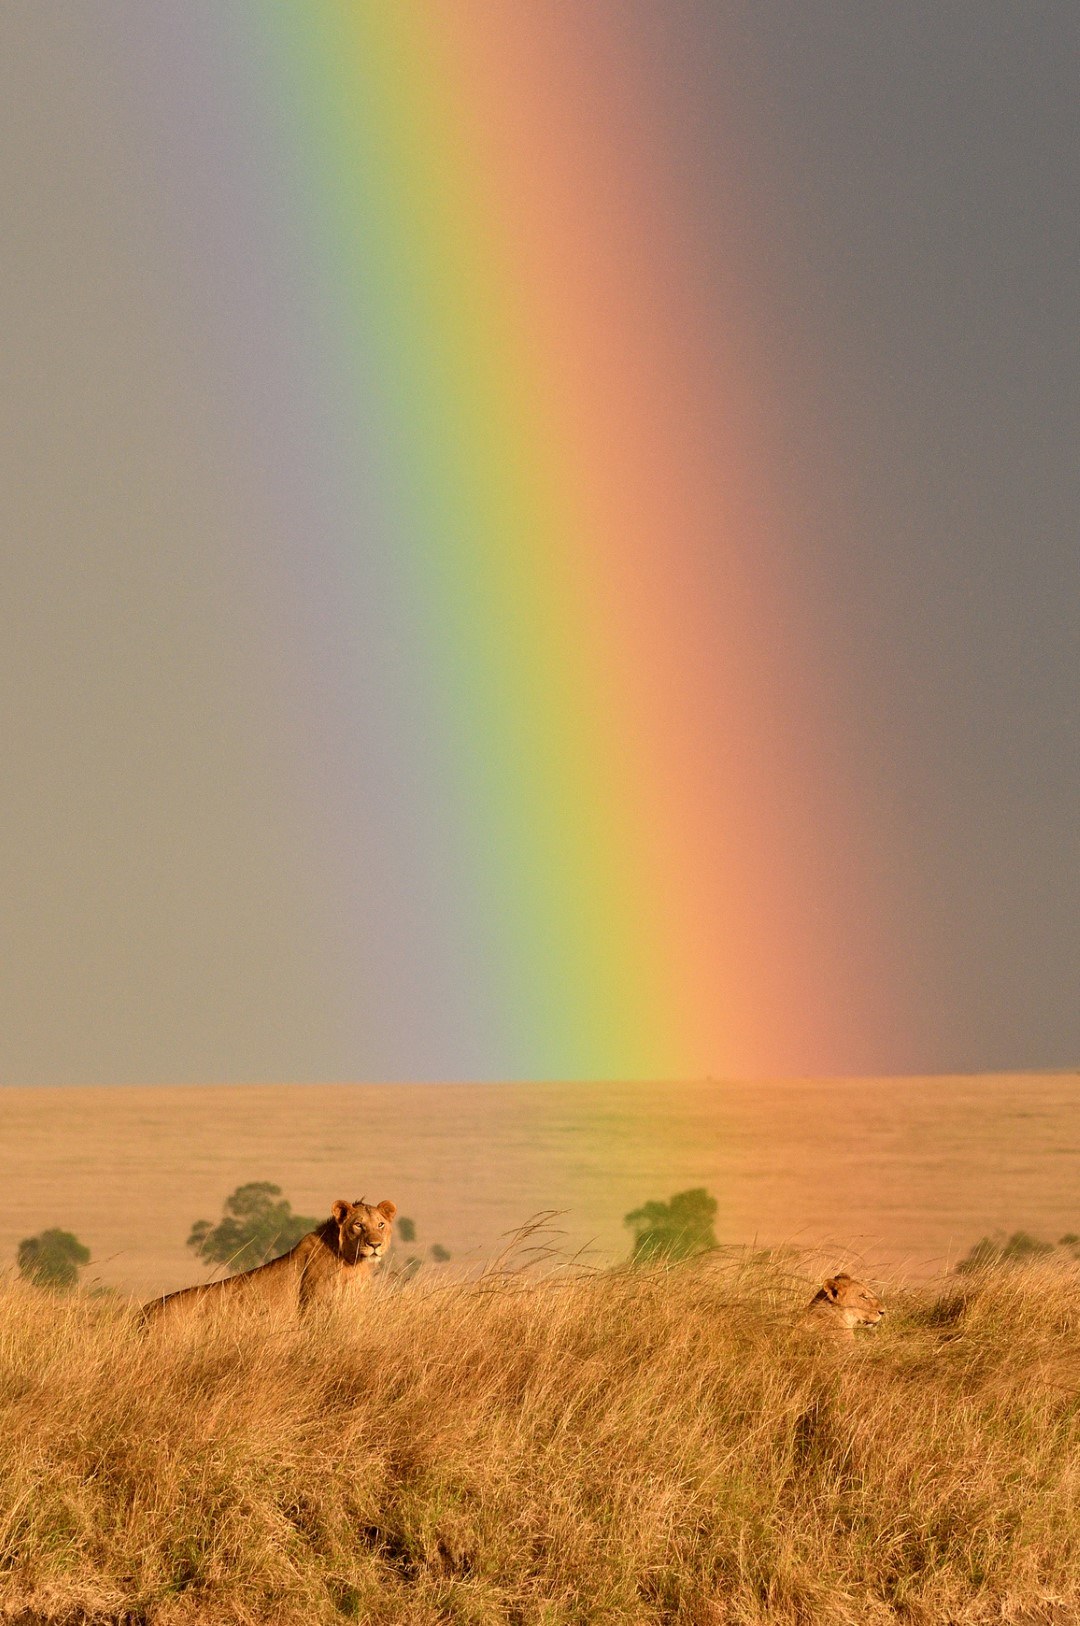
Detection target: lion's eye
<box><xmin>378</xmin><ymin>1221</ymin><xmax>385</xmax><ymax>1230</ymax></box>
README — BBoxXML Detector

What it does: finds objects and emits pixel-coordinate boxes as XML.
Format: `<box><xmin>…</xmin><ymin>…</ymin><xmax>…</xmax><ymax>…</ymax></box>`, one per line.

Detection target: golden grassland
<box><xmin>3</xmin><ymin>1253</ymin><xmax>1080</xmax><ymax>1625</ymax></box>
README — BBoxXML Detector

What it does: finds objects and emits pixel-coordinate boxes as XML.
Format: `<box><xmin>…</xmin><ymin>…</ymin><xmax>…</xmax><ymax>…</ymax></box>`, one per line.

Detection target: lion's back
<box><xmin>143</xmin><ymin>1246</ymin><xmax>304</xmax><ymax>1325</ymax></box>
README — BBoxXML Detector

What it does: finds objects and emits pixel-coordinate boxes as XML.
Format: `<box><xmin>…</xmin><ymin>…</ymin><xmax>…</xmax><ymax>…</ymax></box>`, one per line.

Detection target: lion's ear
<box><xmin>376</xmin><ymin>1200</ymin><xmax>397</xmax><ymax>1222</ymax></box>
<box><xmin>331</xmin><ymin>1199</ymin><xmax>352</xmax><ymax>1225</ymax></box>
<box><xmin>822</xmin><ymin>1276</ymin><xmax>843</xmax><ymax>1301</ymax></box>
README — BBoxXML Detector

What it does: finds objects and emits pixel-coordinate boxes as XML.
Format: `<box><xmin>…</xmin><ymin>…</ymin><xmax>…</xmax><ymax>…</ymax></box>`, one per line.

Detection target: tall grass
<box><xmin>2</xmin><ymin>1251</ymin><xmax>1080</xmax><ymax>1624</ymax></box>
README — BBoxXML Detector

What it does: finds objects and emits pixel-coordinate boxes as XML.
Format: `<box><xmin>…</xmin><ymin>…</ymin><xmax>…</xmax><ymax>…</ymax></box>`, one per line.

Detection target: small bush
<box><xmin>624</xmin><ymin>1186</ymin><xmax>718</xmax><ymax>1262</ymax></box>
<box><xmin>955</xmin><ymin>1228</ymin><xmax>1071</xmax><ymax>1274</ymax></box>
<box><xmin>16</xmin><ymin>1227</ymin><xmax>90</xmax><ymax>1290</ymax></box>
<box><xmin>389</xmin><ymin>1216</ymin><xmax>452</xmax><ymax>1279</ymax></box>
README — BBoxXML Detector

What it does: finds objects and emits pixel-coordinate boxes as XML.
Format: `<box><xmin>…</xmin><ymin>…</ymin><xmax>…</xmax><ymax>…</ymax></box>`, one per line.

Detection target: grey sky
<box><xmin>2</xmin><ymin>3</ymin><xmax>1077</xmax><ymax>1082</ymax></box>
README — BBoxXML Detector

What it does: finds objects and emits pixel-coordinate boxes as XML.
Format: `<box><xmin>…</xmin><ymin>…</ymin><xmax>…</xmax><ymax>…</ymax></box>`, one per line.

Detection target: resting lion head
<box><xmin>802</xmin><ymin>1273</ymin><xmax>886</xmax><ymax>1338</ymax></box>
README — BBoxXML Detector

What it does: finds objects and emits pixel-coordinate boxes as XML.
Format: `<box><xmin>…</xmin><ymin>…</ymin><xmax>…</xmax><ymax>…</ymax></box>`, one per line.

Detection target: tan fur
<box><xmin>799</xmin><ymin>1273</ymin><xmax>886</xmax><ymax>1340</ymax></box>
<box><xmin>143</xmin><ymin>1198</ymin><xmax>396</xmax><ymax>1325</ymax></box>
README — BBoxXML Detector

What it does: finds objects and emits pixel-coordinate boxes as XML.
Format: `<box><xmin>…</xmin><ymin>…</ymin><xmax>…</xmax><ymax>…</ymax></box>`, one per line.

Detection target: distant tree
<box><xmin>187</xmin><ymin>1182</ymin><xmax>319</xmax><ymax>1274</ymax></box>
<box><xmin>17</xmin><ymin>1228</ymin><xmax>90</xmax><ymax>1290</ymax></box>
<box><xmin>955</xmin><ymin>1229</ymin><xmax>1057</xmax><ymax>1275</ymax></box>
<box><xmin>429</xmin><ymin>1243</ymin><xmax>451</xmax><ymax>1263</ymax></box>
<box><xmin>396</xmin><ymin>1216</ymin><xmax>417</xmax><ymax>1244</ymax></box>
<box><xmin>624</xmin><ymin>1188</ymin><xmax>719</xmax><ymax>1264</ymax></box>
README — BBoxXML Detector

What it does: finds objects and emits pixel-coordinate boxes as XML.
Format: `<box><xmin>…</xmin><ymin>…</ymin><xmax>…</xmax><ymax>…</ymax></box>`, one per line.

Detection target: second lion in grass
<box><xmin>800</xmin><ymin>1273</ymin><xmax>885</xmax><ymax>1340</ymax></box>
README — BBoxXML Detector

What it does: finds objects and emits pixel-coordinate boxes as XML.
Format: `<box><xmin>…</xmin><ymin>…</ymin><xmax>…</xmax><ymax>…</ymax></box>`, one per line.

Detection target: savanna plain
<box><xmin>3</xmin><ymin>1074</ymin><xmax>1080</xmax><ymax>1625</ymax></box>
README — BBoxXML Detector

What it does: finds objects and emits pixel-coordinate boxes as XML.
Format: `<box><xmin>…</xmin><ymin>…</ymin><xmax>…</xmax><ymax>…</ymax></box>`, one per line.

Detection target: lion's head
<box><xmin>330</xmin><ymin>1198</ymin><xmax>397</xmax><ymax>1266</ymax></box>
<box><xmin>804</xmin><ymin>1273</ymin><xmax>885</xmax><ymax>1335</ymax></box>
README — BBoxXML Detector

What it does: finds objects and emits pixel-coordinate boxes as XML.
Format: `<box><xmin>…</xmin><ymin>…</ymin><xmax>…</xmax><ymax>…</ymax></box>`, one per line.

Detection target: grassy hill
<box><xmin>2</xmin><ymin>1256</ymin><xmax>1079</xmax><ymax>1624</ymax></box>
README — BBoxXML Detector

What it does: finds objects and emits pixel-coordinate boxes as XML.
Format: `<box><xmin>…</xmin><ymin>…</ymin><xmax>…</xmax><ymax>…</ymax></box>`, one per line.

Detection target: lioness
<box><xmin>143</xmin><ymin>1198</ymin><xmax>396</xmax><ymax>1324</ymax></box>
<box><xmin>800</xmin><ymin>1273</ymin><xmax>885</xmax><ymax>1340</ymax></box>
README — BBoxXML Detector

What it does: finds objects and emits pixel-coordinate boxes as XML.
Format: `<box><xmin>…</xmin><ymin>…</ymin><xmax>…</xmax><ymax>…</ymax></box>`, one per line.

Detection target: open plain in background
<box><xmin>1</xmin><ymin>1073</ymin><xmax>1079</xmax><ymax>1298</ymax></box>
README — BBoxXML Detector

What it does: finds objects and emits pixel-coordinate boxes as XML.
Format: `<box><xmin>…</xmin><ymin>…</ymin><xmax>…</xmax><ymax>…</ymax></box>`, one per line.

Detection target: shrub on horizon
<box><xmin>954</xmin><ymin>1228</ymin><xmax>1069</xmax><ymax>1274</ymax></box>
<box><xmin>17</xmin><ymin>1227</ymin><xmax>91</xmax><ymax>1290</ymax></box>
<box><xmin>187</xmin><ymin>1182</ymin><xmax>318</xmax><ymax>1274</ymax></box>
<box><xmin>624</xmin><ymin>1187</ymin><xmax>719</xmax><ymax>1264</ymax></box>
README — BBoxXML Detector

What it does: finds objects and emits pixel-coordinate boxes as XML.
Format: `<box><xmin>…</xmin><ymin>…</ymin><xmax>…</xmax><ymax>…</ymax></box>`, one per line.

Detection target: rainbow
<box><xmin>122</xmin><ymin>4</ymin><xmax>898</xmax><ymax>1079</ymax></box>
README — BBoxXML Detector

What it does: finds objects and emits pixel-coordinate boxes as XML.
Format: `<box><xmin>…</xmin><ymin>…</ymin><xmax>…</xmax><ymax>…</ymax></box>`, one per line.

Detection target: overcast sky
<box><xmin>2</xmin><ymin>3</ymin><xmax>1077</xmax><ymax>1083</ymax></box>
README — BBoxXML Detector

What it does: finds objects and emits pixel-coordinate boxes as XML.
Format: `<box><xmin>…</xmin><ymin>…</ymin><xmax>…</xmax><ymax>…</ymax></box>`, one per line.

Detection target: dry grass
<box><xmin>3</xmin><ymin>1249</ymin><xmax>1080</xmax><ymax>1625</ymax></box>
